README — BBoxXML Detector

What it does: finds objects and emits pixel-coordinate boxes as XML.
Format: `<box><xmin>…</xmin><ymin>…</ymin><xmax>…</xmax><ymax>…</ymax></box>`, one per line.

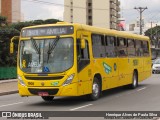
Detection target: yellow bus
<box><xmin>10</xmin><ymin>22</ymin><xmax>151</xmax><ymax>101</ymax></box>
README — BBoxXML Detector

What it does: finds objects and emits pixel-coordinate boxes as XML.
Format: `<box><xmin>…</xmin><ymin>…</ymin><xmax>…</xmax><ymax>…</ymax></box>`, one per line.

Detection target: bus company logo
<box><xmin>41</xmin><ymin>82</ymin><xmax>45</xmax><ymax>86</ymax></box>
<box><xmin>2</xmin><ymin>112</ymin><xmax>11</xmax><ymax>118</ymax></box>
<box><xmin>103</xmin><ymin>62</ymin><xmax>112</xmax><ymax>74</ymax></box>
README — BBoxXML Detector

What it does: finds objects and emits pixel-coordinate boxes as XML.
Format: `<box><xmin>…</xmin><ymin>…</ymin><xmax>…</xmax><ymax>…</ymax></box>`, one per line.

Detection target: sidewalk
<box><xmin>0</xmin><ymin>79</ymin><xmax>18</xmax><ymax>96</ymax></box>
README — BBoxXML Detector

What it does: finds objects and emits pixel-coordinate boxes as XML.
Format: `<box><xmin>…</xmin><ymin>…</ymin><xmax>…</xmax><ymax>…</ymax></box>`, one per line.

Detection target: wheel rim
<box><xmin>93</xmin><ymin>82</ymin><xmax>99</xmax><ymax>97</ymax></box>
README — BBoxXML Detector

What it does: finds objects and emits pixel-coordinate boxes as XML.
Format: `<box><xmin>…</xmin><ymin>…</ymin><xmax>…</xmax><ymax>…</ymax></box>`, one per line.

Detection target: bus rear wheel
<box><xmin>41</xmin><ymin>96</ymin><xmax>54</xmax><ymax>101</ymax></box>
<box><xmin>130</xmin><ymin>71</ymin><xmax>138</xmax><ymax>89</ymax></box>
<box><xmin>87</xmin><ymin>77</ymin><xmax>101</xmax><ymax>101</ymax></box>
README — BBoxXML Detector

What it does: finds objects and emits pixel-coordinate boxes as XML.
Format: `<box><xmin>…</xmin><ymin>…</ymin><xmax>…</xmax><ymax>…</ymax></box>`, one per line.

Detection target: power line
<box><xmin>22</xmin><ymin>0</ymin><xmax>110</xmax><ymax>11</ymax></box>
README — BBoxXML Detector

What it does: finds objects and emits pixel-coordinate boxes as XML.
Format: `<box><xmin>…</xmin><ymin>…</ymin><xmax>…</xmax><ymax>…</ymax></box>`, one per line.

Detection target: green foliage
<box><xmin>0</xmin><ymin>16</ymin><xmax>7</xmax><ymax>26</ymax></box>
<box><xmin>144</xmin><ymin>26</ymin><xmax>160</xmax><ymax>47</ymax></box>
<box><xmin>44</xmin><ymin>19</ymin><xmax>60</xmax><ymax>24</ymax></box>
<box><xmin>144</xmin><ymin>26</ymin><xmax>160</xmax><ymax>39</ymax></box>
<box><xmin>0</xmin><ymin>17</ymin><xmax>60</xmax><ymax>67</ymax></box>
<box><xmin>10</xmin><ymin>21</ymin><xmax>34</xmax><ymax>31</ymax></box>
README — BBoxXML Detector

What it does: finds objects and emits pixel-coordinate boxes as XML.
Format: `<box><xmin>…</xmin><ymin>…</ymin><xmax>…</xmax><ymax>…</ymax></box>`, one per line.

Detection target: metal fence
<box><xmin>0</xmin><ymin>67</ymin><xmax>17</xmax><ymax>80</ymax></box>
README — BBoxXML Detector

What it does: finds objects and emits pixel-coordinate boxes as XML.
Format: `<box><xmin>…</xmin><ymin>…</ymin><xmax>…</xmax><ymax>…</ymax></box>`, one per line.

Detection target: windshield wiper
<box><xmin>47</xmin><ymin>36</ymin><xmax>60</xmax><ymax>63</ymax></box>
<box><xmin>31</xmin><ymin>37</ymin><xmax>41</xmax><ymax>63</ymax></box>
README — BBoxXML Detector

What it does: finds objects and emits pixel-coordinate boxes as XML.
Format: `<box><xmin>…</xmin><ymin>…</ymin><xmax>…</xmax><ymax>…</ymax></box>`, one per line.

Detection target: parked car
<box><xmin>152</xmin><ymin>58</ymin><xmax>160</xmax><ymax>74</ymax></box>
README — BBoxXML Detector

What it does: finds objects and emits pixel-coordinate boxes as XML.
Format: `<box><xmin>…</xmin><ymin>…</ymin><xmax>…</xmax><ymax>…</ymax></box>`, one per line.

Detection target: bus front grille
<box><xmin>25</xmin><ymin>76</ymin><xmax>64</xmax><ymax>80</ymax></box>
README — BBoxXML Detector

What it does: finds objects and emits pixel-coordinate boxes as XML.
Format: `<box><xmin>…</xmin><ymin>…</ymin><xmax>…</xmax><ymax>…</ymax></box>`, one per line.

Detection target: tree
<box><xmin>0</xmin><ymin>16</ymin><xmax>7</xmax><ymax>26</ymax></box>
<box><xmin>0</xmin><ymin>21</ymin><xmax>20</xmax><ymax>66</ymax></box>
<box><xmin>44</xmin><ymin>19</ymin><xmax>60</xmax><ymax>24</ymax></box>
<box><xmin>144</xmin><ymin>25</ymin><xmax>160</xmax><ymax>48</ymax></box>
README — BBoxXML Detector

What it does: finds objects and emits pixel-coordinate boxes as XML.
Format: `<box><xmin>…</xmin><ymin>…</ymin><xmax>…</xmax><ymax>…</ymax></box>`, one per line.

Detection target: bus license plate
<box><xmin>38</xmin><ymin>92</ymin><xmax>49</xmax><ymax>96</ymax></box>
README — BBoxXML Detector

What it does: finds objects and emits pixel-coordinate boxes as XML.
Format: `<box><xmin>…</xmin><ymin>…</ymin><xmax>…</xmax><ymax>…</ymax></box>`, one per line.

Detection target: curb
<box><xmin>0</xmin><ymin>79</ymin><xmax>17</xmax><ymax>84</ymax></box>
<box><xmin>0</xmin><ymin>90</ymin><xmax>18</xmax><ymax>96</ymax></box>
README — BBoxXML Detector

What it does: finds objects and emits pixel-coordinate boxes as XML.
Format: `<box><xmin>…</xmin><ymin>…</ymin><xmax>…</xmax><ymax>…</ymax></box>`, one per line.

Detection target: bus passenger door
<box><xmin>77</xmin><ymin>32</ymin><xmax>92</xmax><ymax>96</ymax></box>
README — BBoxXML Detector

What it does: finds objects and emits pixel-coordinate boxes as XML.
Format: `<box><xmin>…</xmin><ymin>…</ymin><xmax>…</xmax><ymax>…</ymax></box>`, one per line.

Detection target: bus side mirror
<box><xmin>10</xmin><ymin>36</ymin><xmax>19</xmax><ymax>54</ymax></box>
<box><xmin>80</xmin><ymin>39</ymin><xmax>86</xmax><ymax>49</ymax></box>
<box><xmin>10</xmin><ymin>42</ymin><xmax>14</xmax><ymax>54</ymax></box>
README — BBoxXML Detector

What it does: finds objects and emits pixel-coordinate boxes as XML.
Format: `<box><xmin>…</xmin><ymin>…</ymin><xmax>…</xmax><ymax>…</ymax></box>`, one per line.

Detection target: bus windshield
<box><xmin>19</xmin><ymin>38</ymin><xmax>74</xmax><ymax>73</ymax></box>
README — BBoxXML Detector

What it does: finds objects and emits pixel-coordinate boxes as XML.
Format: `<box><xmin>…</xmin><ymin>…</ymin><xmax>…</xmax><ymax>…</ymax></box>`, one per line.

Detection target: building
<box><xmin>64</xmin><ymin>0</ymin><xmax>120</xmax><ymax>30</ymax></box>
<box><xmin>128</xmin><ymin>18</ymin><xmax>152</xmax><ymax>35</ymax></box>
<box><xmin>0</xmin><ymin>0</ymin><xmax>21</xmax><ymax>23</ymax></box>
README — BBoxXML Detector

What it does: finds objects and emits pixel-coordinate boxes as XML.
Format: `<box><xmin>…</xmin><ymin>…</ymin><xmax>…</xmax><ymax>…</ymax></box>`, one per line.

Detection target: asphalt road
<box><xmin>0</xmin><ymin>74</ymin><xmax>160</xmax><ymax>120</ymax></box>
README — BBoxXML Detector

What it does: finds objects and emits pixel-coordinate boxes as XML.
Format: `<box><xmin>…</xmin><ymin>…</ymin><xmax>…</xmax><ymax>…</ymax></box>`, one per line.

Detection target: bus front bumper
<box><xmin>18</xmin><ymin>82</ymin><xmax>79</xmax><ymax>97</ymax></box>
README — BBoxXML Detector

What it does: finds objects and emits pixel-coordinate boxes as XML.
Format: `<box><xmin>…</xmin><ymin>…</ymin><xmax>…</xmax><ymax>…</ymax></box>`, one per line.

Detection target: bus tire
<box><xmin>87</xmin><ymin>77</ymin><xmax>101</xmax><ymax>101</ymax></box>
<box><xmin>130</xmin><ymin>71</ymin><xmax>138</xmax><ymax>89</ymax></box>
<box><xmin>41</xmin><ymin>96</ymin><xmax>54</xmax><ymax>101</ymax></box>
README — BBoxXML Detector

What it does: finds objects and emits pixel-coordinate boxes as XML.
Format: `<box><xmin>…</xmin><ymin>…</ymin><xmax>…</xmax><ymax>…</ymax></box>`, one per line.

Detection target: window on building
<box><xmin>92</xmin><ymin>34</ymin><xmax>105</xmax><ymax>58</ymax></box>
<box><xmin>88</xmin><ymin>22</ymin><xmax>92</xmax><ymax>25</ymax></box>
<box><xmin>88</xmin><ymin>3</ymin><xmax>92</xmax><ymax>6</ymax></box>
<box><xmin>88</xmin><ymin>16</ymin><xmax>92</xmax><ymax>20</ymax></box>
<box><xmin>88</xmin><ymin>9</ymin><xmax>92</xmax><ymax>13</ymax></box>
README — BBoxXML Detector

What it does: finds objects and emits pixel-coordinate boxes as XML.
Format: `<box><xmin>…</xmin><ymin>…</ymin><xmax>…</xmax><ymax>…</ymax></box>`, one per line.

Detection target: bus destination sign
<box><xmin>21</xmin><ymin>26</ymin><xmax>74</xmax><ymax>37</ymax></box>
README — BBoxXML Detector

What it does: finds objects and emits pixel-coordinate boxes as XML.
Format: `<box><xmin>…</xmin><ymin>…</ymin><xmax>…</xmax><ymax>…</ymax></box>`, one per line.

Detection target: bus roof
<box><xmin>22</xmin><ymin>22</ymin><xmax>149</xmax><ymax>41</ymax></box>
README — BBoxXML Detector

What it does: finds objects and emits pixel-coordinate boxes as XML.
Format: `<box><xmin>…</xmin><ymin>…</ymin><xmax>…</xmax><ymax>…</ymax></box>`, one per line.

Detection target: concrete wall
<box><xmin>72</xmin><ymin>0</ymin><xmax>86</xmax><ymax>24</ymax></box>
<box><xmin>12</xmin><ymin>0</ymin><xmax>21</xmax><ymax>23</ymax></box>
<box><xmin>92</xmin><ymin>0</ymin><xmax>110</xmax><ymax>28</ymax></box>
<box><xmin>64</xmin><ymin>0</ymin><xmax>71</xmax><ymax>22</ymax></box>
<box><xmin>64</xmin><ymin>0</ymin><xmax>87</xmax><ymax>24</ymax></box>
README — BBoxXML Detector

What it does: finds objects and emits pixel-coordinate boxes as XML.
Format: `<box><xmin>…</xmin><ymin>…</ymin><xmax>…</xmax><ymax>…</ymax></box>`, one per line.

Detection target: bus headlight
<box><xmin>18</xmin><ymin>75</ymin><xmax>26</xmax><ymax>86</ymax></box>
<box><xmin>63</xmin><ymin>74</ymin><xmax>75</xmax><ymax>86</ymax></box>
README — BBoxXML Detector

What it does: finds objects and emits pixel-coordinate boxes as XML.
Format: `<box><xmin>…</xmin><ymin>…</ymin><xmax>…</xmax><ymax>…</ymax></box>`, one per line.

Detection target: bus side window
<box><xmin>127</xmin><ymin>39</ymin><xmax>136</xmax><ymax>57</ymax></box>
<box><xmin>142</xmin><ymin>41</ymin><xmax>149</xmax><ymax>56</ymax></box>
<box><xmin>117</xmin><ymin>37</ymin><xmax>127</xmax><ymax>57</ymax></box>
<box><xmin>105</xmin><ymin>36</ymin><xmax>117</xmax><ymax>57</ymax></box>
<box><xmin>92</xmin><ymin>34</ymin><xmax>105</xmax><ymax>58</ymax></box>
<box><xmin>136</xmin><ymin>40</ymin><xmax>143</xmax><ymax>57</ymax></box>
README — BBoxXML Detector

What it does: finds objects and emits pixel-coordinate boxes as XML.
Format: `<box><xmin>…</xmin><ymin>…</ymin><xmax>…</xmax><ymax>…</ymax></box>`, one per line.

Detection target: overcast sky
<box><xmin>21</xmin><ymin>0</ymin><xmax>160</xmax><ymax>24</ymax></box>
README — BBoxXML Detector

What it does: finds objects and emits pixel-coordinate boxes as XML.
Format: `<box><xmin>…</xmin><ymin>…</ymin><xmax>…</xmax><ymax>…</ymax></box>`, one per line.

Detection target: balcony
<box><xmin>110</xmin><ymin>9</ymin><xmax>117</xmax><ymax>17</ymax></box>
<box><xmin>110</xmin><ymin>24</ymin><xmax>117</xmax><ymax>30</ymax></box>
<box><xmin>110</xmin><ymin>0</ymin><xmax>116</xmax><ymax>4</ymax></box>
<box><xmin>110</xmin><ymin>17</ymin><xmax>117</xmax><ymax>23</ymax></box>
<box><xmin>116</xmin><ymin>7</ymin><xmax>120</xmax><ymax>12</ymax></box>
<box><xmin>117</xmin><ymin>1</ymin><xmax>120</xmax><ymax>6</ymax></box>
<box><xmin>110</xmin><ymin>3</ymin><xmax>116</xmax><ymax>9</ymax></box>
<box><xmin>117</xmin><ymin>13</ymin><xmax>121</xmax><ymax>18</ymax></box>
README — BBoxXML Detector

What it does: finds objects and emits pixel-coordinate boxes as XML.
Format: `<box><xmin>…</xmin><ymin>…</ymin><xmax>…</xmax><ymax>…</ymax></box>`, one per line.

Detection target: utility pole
<box><xmin>156</xmin><ymin>24</ymin><xmax>158</xmax><ymax>48</ymax></box>
<box><xmin>134</xmin><ymin>7</ymin><xmax>148</xmax><ymax>35</ymax></box>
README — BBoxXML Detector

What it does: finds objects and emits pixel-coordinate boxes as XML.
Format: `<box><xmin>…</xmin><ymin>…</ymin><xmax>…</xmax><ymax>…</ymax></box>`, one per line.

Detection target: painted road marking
<box><xmin>70</xmin><ymin>104</ymin><xmax>93</xmax><ymax>111</ymax></box>
<box><xmin>137</xmin><ymin>87</ymin><xmax>146</xmax><ymax>92</ymax></box>
<box><xmin>0</xmin><ymin>102</ymin><xmax>23</xmax><ymax>108</ymax></box>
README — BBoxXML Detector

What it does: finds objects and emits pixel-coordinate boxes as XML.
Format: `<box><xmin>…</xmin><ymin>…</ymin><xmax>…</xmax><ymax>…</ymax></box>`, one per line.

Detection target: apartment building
<box><xmin>0</xmin><ymin>0</ymin><xmax>21</xmax><ymax>23</ymax></box>
<box><xmin>64</xmin><ymin>0</ymin><xmax>120</xmax><ymax>29</ymax></box>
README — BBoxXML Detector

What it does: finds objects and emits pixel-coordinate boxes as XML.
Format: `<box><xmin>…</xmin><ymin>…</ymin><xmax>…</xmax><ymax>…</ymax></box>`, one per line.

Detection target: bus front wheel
<box><xmin>87</xmin><ymin>77</ymin><xmax>101</xmax><ymax>101</ymax></box>
<box><xmin>41</xmin><ymin>96</ymin><xmax>54</xmax><ymax>101</ymax></box>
